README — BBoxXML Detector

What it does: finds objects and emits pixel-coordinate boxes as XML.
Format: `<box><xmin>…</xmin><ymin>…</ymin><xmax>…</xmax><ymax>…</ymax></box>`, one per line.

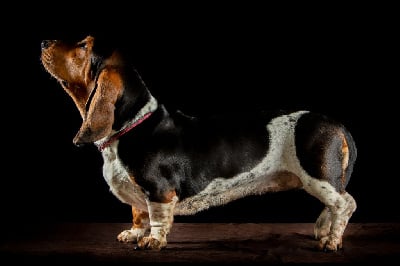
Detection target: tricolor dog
<box><xmin>40</xmin><ymin>35</ymin><xmax>357</xmax><ymax>251</ymax></box>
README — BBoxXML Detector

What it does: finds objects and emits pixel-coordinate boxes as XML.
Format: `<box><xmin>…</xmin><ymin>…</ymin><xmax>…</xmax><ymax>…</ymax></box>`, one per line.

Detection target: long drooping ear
<box><xmin>73</xmin><ymin>68</ymin><xmax>123</xmax><ymax>145</ymax></box>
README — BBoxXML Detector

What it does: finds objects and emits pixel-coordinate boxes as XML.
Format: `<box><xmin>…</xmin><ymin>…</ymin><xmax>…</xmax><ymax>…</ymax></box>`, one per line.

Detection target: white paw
<box><xmin>314</xmin><ymin>208</ymin><xmax>332</xmax><ymax>240</ymax></box>
<box><xmin>314</xmin><ymin>222</ymin><xmax>331</xmax><ymax>240</ymax></box>
<box><xmin>318</xmin><ymin>235</ymin><xmax>343</xmax><ymax>251</ymax></box>
<box><xmin>137</xmin><ymin>236</ymin><xmax>167</xmax><ymax>250</ymax></box>
<box><xmin>117</xmin><ymin>228</ymin><xmax>148</xmax><ymax>243</ymax></box>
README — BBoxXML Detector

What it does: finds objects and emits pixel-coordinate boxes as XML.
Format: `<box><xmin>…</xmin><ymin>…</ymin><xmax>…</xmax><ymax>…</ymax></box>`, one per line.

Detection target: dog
<box><xmin>40</xmin><ymin>35</ymin><xmax>357</xmax><ymax>251</ymax></box>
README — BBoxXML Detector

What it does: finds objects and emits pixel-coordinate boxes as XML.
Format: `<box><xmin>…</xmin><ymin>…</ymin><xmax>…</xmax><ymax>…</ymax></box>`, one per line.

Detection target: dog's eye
<box><xmin>77</xmin><ymin>42</ymin><xmax>88</xmax><ymax>49</ymax></box>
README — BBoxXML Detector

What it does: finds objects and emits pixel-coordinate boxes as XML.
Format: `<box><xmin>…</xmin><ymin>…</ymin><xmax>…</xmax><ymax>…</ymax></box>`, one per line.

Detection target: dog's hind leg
<box><xmin>314</xmin><ymin>191</ymin><xmax>357</xmax><ymax>242</ymax></box>
<box><xmin>306</xmin><ymin>183</ymin><xmax>356</xmax><ymax>251</ymax></box>
<box><xmin>296</xmin><ymin>118</ymin><xmax>357</xmax><ymax>251</ymax></box>
<box><xmin>314</xmin><ymin>206</ymin><xmax>332</xmax><ymax>240</ymax></box>
<box><xmin>137</xmin><ymin>196</ymin><xmax>178</xmax><ymax>250</ymax></box>
<box><xmin>117</xmin><ymin>207</ymin><xmax>150</xmax><ymax>243</ymax></box>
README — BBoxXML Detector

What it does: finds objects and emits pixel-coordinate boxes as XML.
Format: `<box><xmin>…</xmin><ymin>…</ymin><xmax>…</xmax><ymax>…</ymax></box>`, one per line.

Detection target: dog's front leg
<box><xmin>117</xmin><ymin>207</ymin><xmax>150</xmax><ymax>243</ymax></box>
<box><xmin>137</xmin><ymin>196</ymin><xmax>178</xmax><ymax>250</ymax></box>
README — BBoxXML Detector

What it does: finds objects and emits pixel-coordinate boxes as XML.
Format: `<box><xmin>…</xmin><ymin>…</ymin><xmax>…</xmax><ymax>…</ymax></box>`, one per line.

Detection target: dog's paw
<box><xmin>117</xmin><ymin>228</ymin><xmax>147</xmax><ymax>243</ymax></box>
<box><xmin>314</xmin><ymin>208</ymin><xmax>332</xmax><ymax>240</ymax></box>
<box><xmin>318</xmin><ymin>236</ymin><xmax>343</xmax><ymax>252</ymax></box>
<box><xmin>314</xmin><ymin>223</ymin><xmax>331</xmax><ymax>240</ymax></box>
<box><xmin>137</xmin><ymin>236</ymin><xmax>167</xmax><ymax>250</ymax></box>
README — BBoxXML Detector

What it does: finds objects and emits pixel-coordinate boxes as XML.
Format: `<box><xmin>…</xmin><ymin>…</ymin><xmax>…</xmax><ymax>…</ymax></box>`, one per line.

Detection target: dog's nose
<box><xmin>75</xmin><ymin>143</ymin><xmax>85</xmax><ymax>148</ymax></box>
<box><xmin>73</xmin><ymin>141</ymin><xmax>86</xmax><ymax>148</ymax></box>
<box><xmin>41</xmin><ymin>40</ymin><xmax>54</xmax><ymax>49</ymax></box>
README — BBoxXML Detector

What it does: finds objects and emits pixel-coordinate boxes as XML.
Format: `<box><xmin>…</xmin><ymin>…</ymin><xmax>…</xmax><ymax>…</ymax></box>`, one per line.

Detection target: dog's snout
<box><xmin>41</xmin><ymin>40</ymin><xmax>54</xmax><ymax>50</ymax></box>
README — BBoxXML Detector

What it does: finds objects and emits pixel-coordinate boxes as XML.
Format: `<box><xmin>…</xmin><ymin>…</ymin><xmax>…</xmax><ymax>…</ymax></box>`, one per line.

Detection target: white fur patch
<box><xmin>101</xmin><ymin>140</ymin><xmax>147</xmax><ymax>210</ymax></box>
<box><xmin>147</xmin><ymin>197</ymin><xmax>178</xmax><ymax>241</ymax></box>
<box><xmin>117</xmin><ymin>228</ymin><xmax>148</xmax><ymax>242</ymax></box>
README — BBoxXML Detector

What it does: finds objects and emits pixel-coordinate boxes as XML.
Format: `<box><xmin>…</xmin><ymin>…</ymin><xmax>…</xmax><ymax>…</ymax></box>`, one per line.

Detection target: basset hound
<box><xmin>41</xmin><ymin>35</ymin><xmax>357</xmax><ymax>251</ymax></box>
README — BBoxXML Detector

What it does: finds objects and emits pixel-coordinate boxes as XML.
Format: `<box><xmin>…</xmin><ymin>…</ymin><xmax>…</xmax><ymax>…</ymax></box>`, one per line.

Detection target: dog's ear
<box><xmin>73</xmin><ymin>68</ymin><xmax>123</xmax><ymax>145</ymax></box>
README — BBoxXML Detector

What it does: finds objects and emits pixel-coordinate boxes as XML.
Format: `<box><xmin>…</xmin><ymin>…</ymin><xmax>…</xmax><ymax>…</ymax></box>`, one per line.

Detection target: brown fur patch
<box><xmin>340</xmin><ymin>133</ymin><xmax>349</xmax><ymax>192</ymax></box>
<box><xmin>161</xmin><ymin>190</ymin><xmax>177</xmax><ymax>203</ymax></box>
<box><xmin>41</xmin><ymin>36</ymin><xmax>95</xmax><ymax>118</ymax></box>
<box><xmin>132</xmin><ymin>207</ymin><xmax>149</xmax><ymax>229</ymax></box>
<box><xmin>268</xmin><ymin>171</ymin><xmax>303</xmax><ymax>191</ymax></box>
<box><xmin>73</xmin><ymin>68</ymin><xmax>123</xmax><ymax>144</ymax></box>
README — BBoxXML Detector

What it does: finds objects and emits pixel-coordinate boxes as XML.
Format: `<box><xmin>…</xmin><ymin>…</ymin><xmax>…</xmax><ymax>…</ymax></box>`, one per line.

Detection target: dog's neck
<box><xmin>95</xmin><ymin>94</ymin><xmax>158</xmax><ymax>151</ymax></box>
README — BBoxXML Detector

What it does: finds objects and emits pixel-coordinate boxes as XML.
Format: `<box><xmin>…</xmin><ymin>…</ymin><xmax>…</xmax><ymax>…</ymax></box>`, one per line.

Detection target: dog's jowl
<box><xmin>41</xmin><ymin>36</ymin><xmax>357</xmax><ymax>251</ymax></box>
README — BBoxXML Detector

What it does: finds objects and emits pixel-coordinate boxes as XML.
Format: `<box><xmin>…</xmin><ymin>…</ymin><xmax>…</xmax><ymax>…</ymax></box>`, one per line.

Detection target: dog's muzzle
<box><xmin>73</xmin><ymin>130</ymin><xmax>91</xmax><ymax>147</ymax></box>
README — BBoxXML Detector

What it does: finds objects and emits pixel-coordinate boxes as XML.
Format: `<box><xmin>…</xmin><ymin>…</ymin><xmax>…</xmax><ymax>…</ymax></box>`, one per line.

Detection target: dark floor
<box><xmin>1</xmin><ymin>223</ymin><xmax>399</xmax><ymax>265</ymax></box>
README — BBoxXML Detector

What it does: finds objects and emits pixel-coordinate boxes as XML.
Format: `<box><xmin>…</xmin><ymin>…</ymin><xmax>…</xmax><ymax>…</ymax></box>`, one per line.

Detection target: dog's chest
<box><xmin>101</xmin><ymin>142</ymin><xmax>148</xmax><ymax>210</ymax></box>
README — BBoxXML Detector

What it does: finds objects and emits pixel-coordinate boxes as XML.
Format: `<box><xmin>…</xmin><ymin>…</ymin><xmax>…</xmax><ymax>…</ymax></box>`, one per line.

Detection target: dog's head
<box><xmin>41</xmin><ymin>35</ymin><xmax>126</xmax><ymax>146</ymax></box>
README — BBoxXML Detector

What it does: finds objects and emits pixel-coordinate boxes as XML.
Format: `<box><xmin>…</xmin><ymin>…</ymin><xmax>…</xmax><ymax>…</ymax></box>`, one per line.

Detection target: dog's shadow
<box><xmin>143</xmin><ymin>233</ymin><xmax>344</xmax><ymax>264</ymax></box>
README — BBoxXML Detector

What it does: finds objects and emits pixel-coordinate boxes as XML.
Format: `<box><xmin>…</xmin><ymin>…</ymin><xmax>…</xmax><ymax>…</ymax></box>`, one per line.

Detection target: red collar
<box><xmin>97</xmin><ymin>112</ymin><xmax>153</xmax><ymax>151</ymax></box>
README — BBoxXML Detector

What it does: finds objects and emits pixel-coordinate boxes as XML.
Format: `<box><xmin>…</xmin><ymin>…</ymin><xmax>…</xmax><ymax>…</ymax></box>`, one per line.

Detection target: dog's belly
<box><xmin>174</xmin><ymin>170</ymin><xmax>302</xmax><ymax>215</ymax></box>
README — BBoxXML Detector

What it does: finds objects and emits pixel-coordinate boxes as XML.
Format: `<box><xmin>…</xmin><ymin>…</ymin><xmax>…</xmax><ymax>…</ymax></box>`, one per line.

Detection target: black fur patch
<box><xmin>295</xmin><ymin>112</ymin><xmax>357</xmax><ymax>192</ymax></box>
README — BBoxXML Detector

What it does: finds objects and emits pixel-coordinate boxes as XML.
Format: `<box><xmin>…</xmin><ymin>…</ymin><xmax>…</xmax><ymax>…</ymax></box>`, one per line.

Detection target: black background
<box><xmin>1</xmin><ymin>4</ymin><xmax>398</xmax><ymax>226</ymax></box>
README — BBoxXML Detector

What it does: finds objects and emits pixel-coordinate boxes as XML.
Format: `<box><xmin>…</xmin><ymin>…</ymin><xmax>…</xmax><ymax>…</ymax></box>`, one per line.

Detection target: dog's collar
<box><xmin>95</xmin><ymin>95</ymin><xmax>158</xmax><ymax>151</ymax></box>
